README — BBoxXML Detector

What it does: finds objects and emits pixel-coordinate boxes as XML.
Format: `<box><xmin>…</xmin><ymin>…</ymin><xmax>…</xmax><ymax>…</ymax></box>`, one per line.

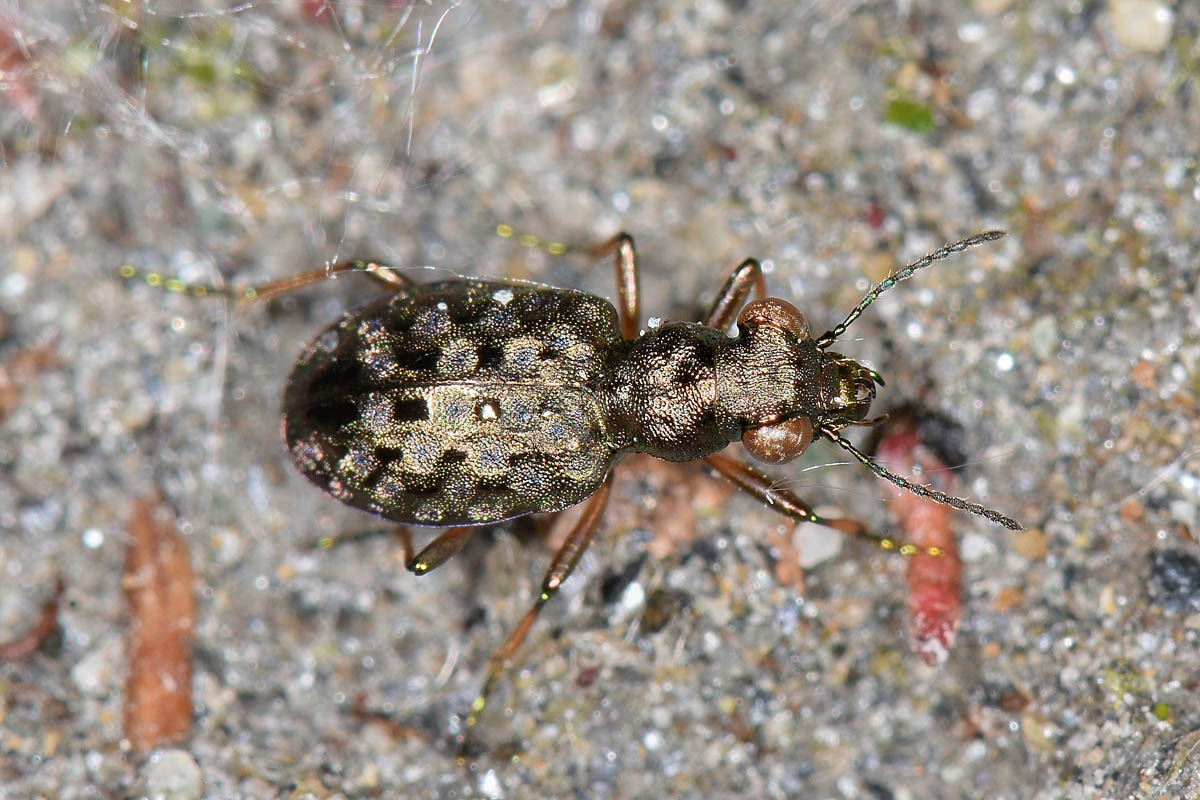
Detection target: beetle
<box><xmin>122</xmin><ymin>229</ymin><xmax>1020</xmax><ymax>730</ymax></box>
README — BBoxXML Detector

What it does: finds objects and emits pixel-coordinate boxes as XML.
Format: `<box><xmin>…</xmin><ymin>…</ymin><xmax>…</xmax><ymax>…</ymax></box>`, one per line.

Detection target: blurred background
<box><xmin>2</xmin><ymin>0</ymin><xmax>1198</xmax><ymax>796</ymax></box>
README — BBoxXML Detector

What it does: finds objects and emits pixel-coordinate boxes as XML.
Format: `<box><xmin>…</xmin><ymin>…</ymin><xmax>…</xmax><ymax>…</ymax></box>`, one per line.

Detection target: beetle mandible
<box><xmin>123</xmin><ymin>229</ymin><xmax>1021</xmax><ymax>728</ymax></box>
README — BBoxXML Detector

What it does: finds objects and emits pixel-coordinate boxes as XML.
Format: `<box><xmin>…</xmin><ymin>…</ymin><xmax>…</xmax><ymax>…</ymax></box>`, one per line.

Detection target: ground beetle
<box><xmin>122</xmin><ymin>229</ymin><xmax>1021</xmax><ymax>731</ymax></box>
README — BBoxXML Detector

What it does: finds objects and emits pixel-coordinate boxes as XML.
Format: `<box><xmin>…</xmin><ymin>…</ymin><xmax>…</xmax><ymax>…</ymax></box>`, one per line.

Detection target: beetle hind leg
<box><xmin>406</xmin><ymin>526</ymin><xmax>476</xmax><ymax>575</ymax></box>
<box><xmin>235</xmin><ymin>259</ymin><xmax>412</xmax><ymax>303</ymax></box>
<box><xmin>459</xmin><ymin>473</ymin><xmax>614</xmax><ymax>746</ymax></box>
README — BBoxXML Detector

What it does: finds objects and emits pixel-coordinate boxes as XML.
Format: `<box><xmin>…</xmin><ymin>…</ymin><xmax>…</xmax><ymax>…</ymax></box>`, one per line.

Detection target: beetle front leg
<box><xmin>461</xmin><ymin>472</ymin><xmax>614</xmax><ymax>736</ymax></box>
<box><xmin>702</xmin><ymin>451</ymin><xmax>867</xmax><ymax>536</ymax></box>
<box><xmin>703</xmin><ymin>451</ymin><xmax>949</xmax><ymax>558</ymax></box>
<box><xmin>704</xmin><ymin>258</ymin><xmax>767</xmax><ymax>331</ymax></box>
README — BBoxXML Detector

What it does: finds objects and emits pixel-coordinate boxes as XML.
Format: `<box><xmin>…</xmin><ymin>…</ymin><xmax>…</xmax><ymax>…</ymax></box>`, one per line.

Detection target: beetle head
<box><xmin>740</xmin><ymin>231</ymin><xmax>1022</xmax><ymax>530</ymax></box>
<box><xmin>828</xmin><ymin>354</ymin><xmax>881</xmax><ymax>426</ymax></box>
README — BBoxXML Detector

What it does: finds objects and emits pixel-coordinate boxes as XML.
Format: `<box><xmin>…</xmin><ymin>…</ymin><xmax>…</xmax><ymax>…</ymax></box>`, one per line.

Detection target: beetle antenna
<box><xmin>815</xmin><ymin>230</ymin><xmax>1006</xmax><ymax>349</ymax></box>
<box><xmin>822</xmin><ymin>428</ymin><xmax>1022</xmax><ymax>530</ymax></box>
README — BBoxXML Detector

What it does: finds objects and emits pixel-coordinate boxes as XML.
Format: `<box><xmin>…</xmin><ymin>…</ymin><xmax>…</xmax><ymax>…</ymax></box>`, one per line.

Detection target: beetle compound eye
<box><xmin>742</xmin><ymin>416</ymin><xmax>814</xmax><ymax>463</ymax></box>
<box><xmin>737</xmin><ymin>298</ymin><xmax>811</xmax><ymax>340</ymax></box>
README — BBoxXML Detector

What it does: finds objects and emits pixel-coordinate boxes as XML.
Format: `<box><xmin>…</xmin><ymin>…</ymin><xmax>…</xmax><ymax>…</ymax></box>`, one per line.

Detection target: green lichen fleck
<box><xmin>885</xmin><ymin>98</ymin><xmax>935</xmax><ymax>132</ymax></box>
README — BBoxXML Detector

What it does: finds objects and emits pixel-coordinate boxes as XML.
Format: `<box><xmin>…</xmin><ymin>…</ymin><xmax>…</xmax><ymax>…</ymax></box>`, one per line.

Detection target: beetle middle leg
<box><xmin>584</xmin><ymin>235</ymin><xmax>769</xmax><ymax>335</ymax></box>
<box><xmin>704</xmin><ymin>257</ymin><xmax>767</xmax><ymax>330</ymax></box>
<box><xmin>584</xmin><ymin>233</ymin><xmax>640</xmax><ymax>339</ymax></box>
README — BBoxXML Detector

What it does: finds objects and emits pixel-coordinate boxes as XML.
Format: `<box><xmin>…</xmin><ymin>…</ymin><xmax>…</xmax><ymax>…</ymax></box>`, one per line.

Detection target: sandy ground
<box><xmin>2</xmin><ymin>1</ymin><xmax>1199</xmax><ymax>797</ymax></box>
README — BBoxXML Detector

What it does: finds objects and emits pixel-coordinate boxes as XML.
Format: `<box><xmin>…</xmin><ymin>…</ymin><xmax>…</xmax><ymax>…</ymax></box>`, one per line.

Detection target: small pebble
<box><xmin>1148</xmin><ymin>550</ymin><xmax>1200</xmax><ymax>613</ymax></box>
<box><xmin>1109</xmin><ymin>0</ymin><xmax>1173</xmax><ymax>53</ymax></box>
<box><xmin>70</xmin><ymin>641</ymin><xmax>118</xmax><ymax>697</ymax></box>
<box><xmin>793</xmin><ymin>518</ymin><xmax>842</xmax><ymax>568</ymax></box>
<box><xmin>480</xmin><ymin>768</ymin><xmax>504</xmax><ymax>800</ymax></box>
<box><xmin>1029</xmin><ymin>316</ymin><xmax>1058</xmax><ymax>361</ymax></box>
<box><xmin>1119</xmin><ymin>498</ymin><xmax>1145</xmax><ymax>521</ymax></box>
<box><xmin>991</xmin><ymin>585</ymin><xmax>1023</xmax><ymax>613</ymax></box>
<box><xmin>1012</xmin><ymin>527</ymin><xmax>1048</xmax><ymax>561</ymax></box>
<box><xmin>1130</xmin><ymin>359</ymin><xmax>1156</xmax><ymax>389</ymax></box>
<box><xmin>1021</xmin><ymin>712</ymin><xmax>1060</xmax><ymax>751</ymax></box>
<box><xmin>143</xmin><ymin>749</ymin><xmax>202</xmax><ymax>800</ymax></box>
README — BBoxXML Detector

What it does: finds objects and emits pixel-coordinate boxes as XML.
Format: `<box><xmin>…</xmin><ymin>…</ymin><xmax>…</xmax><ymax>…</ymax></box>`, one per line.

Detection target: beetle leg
<box><xmin>702</xmin><ymin>450</ymin><xmax>866</xmax><ymax>536</ymax></box>
<box><xmin>463</xmin><ymin>472</ymin><xmax>614</xmax><ymax>731</ymax></box>
<box><xmin>703</xmin><ymin>258</ymin><xmax>766</xmax><ymax>331</ymax></box>
<box><xmin>585</xmin><ymin>233</ymin><xmax>639</xmax><ymax>339</ymax></box>
<box><xmin>406</xmin><ymin>526</ymin><xmax>475</xmax><ymax>575</ymax></box>
<box><xmin>119</xmin><ymin>259</ymin><xmax>411</xmax><ymax>301</ymax></box>
<box><xmin>703</xmin><ymin>452</ymin><xmax>953</xmax><ymax>557</ymax></box>
<box><xmin>231</xmin><ymin>260</ymin><xmax>412</xmax><ymax>303</ymax></box>
<box><xmin>311</xmin><ymin>525</ymin><xmax>409</xmax><ymax>553</ymax></box>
